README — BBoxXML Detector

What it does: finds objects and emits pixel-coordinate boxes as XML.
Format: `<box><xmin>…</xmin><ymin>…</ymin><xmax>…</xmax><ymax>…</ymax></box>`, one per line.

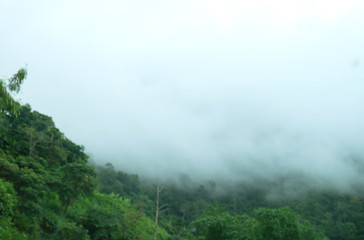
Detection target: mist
<box><xmin>2</xmin><ymin>0</ymin><xmax>364</xmax><ymax>195</ymax></box>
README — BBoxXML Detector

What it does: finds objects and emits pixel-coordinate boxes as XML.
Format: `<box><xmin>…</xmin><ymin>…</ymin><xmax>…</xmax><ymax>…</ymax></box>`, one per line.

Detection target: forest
<box><xmin>1</xmin><ymin>69</ymin><xmax>364</xmax><ymax>240</ymax></box>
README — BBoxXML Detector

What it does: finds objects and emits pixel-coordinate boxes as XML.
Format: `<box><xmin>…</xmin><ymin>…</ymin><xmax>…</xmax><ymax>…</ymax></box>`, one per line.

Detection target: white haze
<box><xmin>1</xmin><ymin>0</ymin><xmax>364</xmax><ymax>193</ymax></box>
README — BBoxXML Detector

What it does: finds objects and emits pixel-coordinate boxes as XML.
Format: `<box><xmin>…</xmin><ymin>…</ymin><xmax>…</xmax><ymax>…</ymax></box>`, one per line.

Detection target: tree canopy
<box><xmin>0</xmin><ymin>68</ymin><xmax>27</xmax><ymax>116</ymax></box>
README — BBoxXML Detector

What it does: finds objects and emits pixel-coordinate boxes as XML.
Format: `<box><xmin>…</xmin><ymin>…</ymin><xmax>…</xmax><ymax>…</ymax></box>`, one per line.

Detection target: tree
<box><xmin>253</xmin><ymin>207</ymin><xmax>300</xmax><ymax>240</ymax></box>
<box><xmin>154</xmin><ymin>185</ymin><xmax>168</xmax><ymax>240</ymax></box>
<box><xmin>0</xmin><ymin>178</ymin><xmax>16</xmax><ymax>217</ymax></box>
<box><xmin>54</xmin><ymin>221</ymin><xmax>90</xmax><ymax>240</ymax></box>
<box><xmin>0</xmin><ymin>68</ymin><xmax>27</xmax><ymax>116</ymax></box>
<box><xmin>59</xmin><ymin>162</ymin><xmax>96</xmax><ymax>215</ymax></box>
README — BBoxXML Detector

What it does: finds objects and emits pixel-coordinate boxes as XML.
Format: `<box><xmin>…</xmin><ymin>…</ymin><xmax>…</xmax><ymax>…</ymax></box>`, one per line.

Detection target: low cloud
<box><xmin>1</xmin><ymin>0</ymin><xmax>364</xmax><ymax>195</ymax></box>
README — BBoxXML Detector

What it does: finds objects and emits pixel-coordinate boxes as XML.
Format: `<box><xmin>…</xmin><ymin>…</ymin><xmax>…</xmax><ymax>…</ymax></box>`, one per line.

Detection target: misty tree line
<box><xmin>96</xmin><ymin>161</ymin><xmax>364</xmax><ymax>240</ymax></box>
<box><xmin>1</xmin><ymin>69</ymin><xmax>364</xmax><ymax>239</ymax></box>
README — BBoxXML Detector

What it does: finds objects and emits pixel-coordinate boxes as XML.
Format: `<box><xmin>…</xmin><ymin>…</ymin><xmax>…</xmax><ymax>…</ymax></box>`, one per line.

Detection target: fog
<box><xmin>1</xmin><ymin>0</ymin><xmax>364</xmax><ymax>193</ymax></box>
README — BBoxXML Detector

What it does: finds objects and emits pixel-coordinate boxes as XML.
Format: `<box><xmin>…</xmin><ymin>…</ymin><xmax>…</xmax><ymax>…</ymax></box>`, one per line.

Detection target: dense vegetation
<box><xmin>96</xmin><ymin>163</ymin><xmax>364</xmax><ymax>240</ymax></box>
<box><xmin>1</xmin><ymin>69</ymin><xmax>364</xmax><ymax>239</ymax></box>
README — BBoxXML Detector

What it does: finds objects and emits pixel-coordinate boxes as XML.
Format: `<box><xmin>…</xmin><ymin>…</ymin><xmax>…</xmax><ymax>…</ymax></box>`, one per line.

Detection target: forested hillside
<box><xmin>1</xmin><ymin>70</ymin><xmax>364</xmax><ymax>240</ymax></box>
<box><xmin>0</xmin><ymin>69</ymin><xmax>168</xmax><ymax>239</ymax></box>
<box><xmin>96</xmin><ymin>163</ymin><xmax>364</xmax><ymax>240</ymax></box>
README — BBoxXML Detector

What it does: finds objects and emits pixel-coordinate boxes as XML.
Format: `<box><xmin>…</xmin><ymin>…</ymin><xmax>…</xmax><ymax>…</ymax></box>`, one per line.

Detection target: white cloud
<box><xmin>1</xmin><ymin>0</ymin><xmax>364</xmax><ymax>191</ymax></box>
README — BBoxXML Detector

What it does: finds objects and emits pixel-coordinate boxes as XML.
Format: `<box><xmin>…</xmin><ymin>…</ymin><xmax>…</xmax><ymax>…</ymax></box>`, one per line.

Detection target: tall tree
<box><xmin>0</xmin><ymin>68</ymin><xmax>27</xmax><ymax>116</ymax></box>
<box><xmin>153</xmin><ymin>185</ymin><xmax>168</xmax><ymax>240</ymax></box>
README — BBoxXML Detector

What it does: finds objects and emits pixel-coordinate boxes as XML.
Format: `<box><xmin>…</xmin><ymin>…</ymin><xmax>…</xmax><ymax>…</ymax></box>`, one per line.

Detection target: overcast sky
<box><xmin>1</xmin><ymin>0</ymin><xmax>364</xmax><ymax>190</ymax></box>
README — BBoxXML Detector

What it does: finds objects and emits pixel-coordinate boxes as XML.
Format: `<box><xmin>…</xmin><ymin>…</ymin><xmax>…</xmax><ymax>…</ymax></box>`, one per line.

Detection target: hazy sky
<box><xmin>1</xmin><ymin>0</ymin><xmax>364</xmax><ymax>190</ymax></box>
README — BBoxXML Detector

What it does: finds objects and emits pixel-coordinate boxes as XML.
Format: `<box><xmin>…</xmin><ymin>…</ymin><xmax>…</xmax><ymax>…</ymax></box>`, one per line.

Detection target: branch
<box><xmin>159</xmin><ymin>204</ymin><xmax>168</xmax><ymax>210</ymax></box>
<box><xmin>160</xmin><ymin>208</ymin><xmax>169</xmax><ymax>214</ymax></box>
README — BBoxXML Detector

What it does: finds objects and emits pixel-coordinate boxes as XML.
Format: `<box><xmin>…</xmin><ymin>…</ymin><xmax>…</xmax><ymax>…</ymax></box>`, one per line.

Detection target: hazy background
<box><xmin>1</xmin><ymin>0</ymin><xmax>364</xmax><ymax>192</ymax></box>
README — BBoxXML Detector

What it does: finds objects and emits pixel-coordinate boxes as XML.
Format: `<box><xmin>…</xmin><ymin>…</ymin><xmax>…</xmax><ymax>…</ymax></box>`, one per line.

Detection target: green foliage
<box><xmin>135</xmin><ymin>215</ymin><xmax>169</xmax><ymax>240</ymax></box>
<box><xmin>2</xmin><ymin>149</ymin><xmax>19</xmax><ymax>164</ymax></box>
<box><xmin>54</xmin><ymin>220</ymin><xmax>90</xmax><ymax>240</ymax></box>
<box><xmin>193</xmin><ymin>205</ymin><xmax>261</xmax><ymax>240</ymax></box>
<box><xmin>193</xmin><ymin>206</ymin><xmax>327</xmax><ymax>240</ymax></box>
<box><xmin>0</xmin><ymin>178</ymin><xmax>16</xmax><ymax>217</ymax></box>
<box><xmin>192</xmin><ymin>205</ymin><xmax>232</xmax><ymax>240</ymax></box>
<box><xmin>253</xmin><ymin>207</ymin><xmax>299</xmax><ymax>240</ymax></box>
<box><xmin>0</xmin><ymin>217</ymin><xmax>28</xmax><ymax>240</ymax></box>
<box><xmin>59</xmin><ymin>162</ymin><xmax>96</xmax><ymax>214</ymax></box>
<box><xmin>96</xmin><ymin>163</ymin><xmax>141</xmax><ymax>197</ymax></box>
<box><xmin>292</xmin><ymin>192</ymin><xmax>364</xmax><ymax>240</ymax></box>
<box><xmin>0</xmin><ymin>178</ymin><xmax>28</xmax><ymax>240</ymax></box>
<box><xmin>13</xmin><ymin>157</ymin><xmax>48</xmax><ymax>220</ymax></box>
<box><xmin>298</xmin><ymin>220</ymin><xmax>328</xmax><ymax>240</ymax></box>
<box><xmin>0</xmin><ymin>68</ymin><xmax>27</xmax><ymax>116</ymax></box>
<box><xmin>78</xmin><ymin>193</ymin><xmax>127</xmax><ymax>240</ymax></box>
<box><xmin>66</xmin><ymin>192</ymin><xmax>168</xmax><ymax>240</ymax></box>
